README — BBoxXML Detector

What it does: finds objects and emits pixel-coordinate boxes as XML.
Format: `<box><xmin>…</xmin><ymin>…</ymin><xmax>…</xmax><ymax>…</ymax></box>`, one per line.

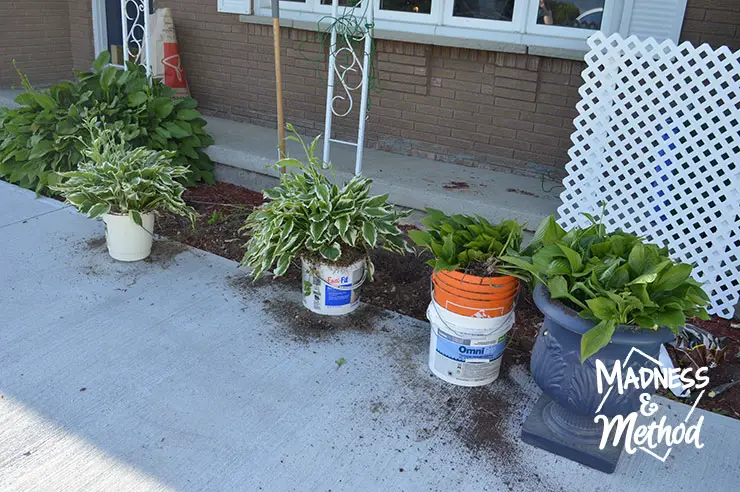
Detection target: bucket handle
<box><xmin>307</xmin><ymin>260</ymin><xmax>368</xmax><ymax>292</ymax></box>
<box><xmin>428</xmin><ymin>278</ymin><xmax>516</xmax><ymax>338</ymax></box>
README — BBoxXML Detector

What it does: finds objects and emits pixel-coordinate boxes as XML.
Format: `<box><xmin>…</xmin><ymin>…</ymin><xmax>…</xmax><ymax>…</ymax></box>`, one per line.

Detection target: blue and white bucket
<box><xmin>301</xmin><ymin>257</ymin><xmax>367</xmax><ymax>316</ymax></box>
<box><xmin>427</xmin><ymin>299</ymin><xmax>514</xmax><ymax>386</ymax></box>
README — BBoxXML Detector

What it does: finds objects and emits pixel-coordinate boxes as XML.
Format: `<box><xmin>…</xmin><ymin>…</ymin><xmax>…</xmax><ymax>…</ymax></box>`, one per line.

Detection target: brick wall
<box><xmin>0</xmin><ymin>1</ymin><xmax>74</xmax><ymax>87</ymax></box>
<box><xmin>681</xmin><ymin>0</ymin><xmax>740</xmax><ymax>51</ymax></box>
<box><xmin>68</xmin><ymin>0</ymin><xmax>95</xmax><ymax>72</ymax></box>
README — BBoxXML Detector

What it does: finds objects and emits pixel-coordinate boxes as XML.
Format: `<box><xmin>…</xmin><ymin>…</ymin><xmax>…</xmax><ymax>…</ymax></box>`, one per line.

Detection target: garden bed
<box><xmin>155</xmin><ymin>182</ymin><xmax>739</xmax><ymax>420</ymax></box>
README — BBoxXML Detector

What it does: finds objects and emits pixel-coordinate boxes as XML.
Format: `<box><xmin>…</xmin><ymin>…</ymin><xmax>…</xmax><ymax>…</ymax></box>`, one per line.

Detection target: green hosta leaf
<box><xmin>274</xmin><ymin>253</ymin><xmax>291</xmax><ymax>276</ymax></box>
<box><xmin>408</xmin><ymin>229</ymin><xmax>432</xmax><ymax>247</ymax></box>
<box><xmin>176</xmin><ymin>109</ymin><xmax>200</xmax><ymax>120</ymax></box>
<box><xmin>276</xmin><ymin>158</ymin><xmax>303</xmax><ymax>168</ymax></box>
<box><xmin>557</xmin><ymin>244</ymin><xmax>583</xmax><ymax>272</ymax></box>
<box><xmin>628</xmin><ymin>243</ymin><xmax>647</xmax><ymax>274</ymax></box>
<box><xmin>153</xmin><ymin>98</ymin><xmax>174</xmax><ymax>118</ymax></box>
<box><xmin>580</xmin><ymin>320</ymin><xmax>616</xmax><ymax>362</ymax></box>
<box><xmin>653</xmin><ymin>309</ymin><xmax>685</xmax><ymax>328</ymax></box>
<box><xmin>362</xmin><ymin>221</ymin><xmax>377</xmax><ymax>247</ymax></box>
<box><xmin>363</xmin><ymin>207</ymin><xmax>388</xmax><ymax>218</ymax></box>
<box><xmin>335</xmin><ymin>216</ymin><xmax>350</xmax><ymax>236</ymax></box>
<box><xmin>653</xmin><ymin>263</ymin><xmax>692</xmax><ymax>292</ymax></box>
<box><xmin>547</xmin><ymin>276</ymin><xmax>570</xmax><ymax>299</ymax></box>
<box><xmin>29</xmin><ymin>139</ymin><xmax>54</xmax><ymax>159</ymax></box>
<box><xmin>547</xmin><ymin>258</ymin><xmax>571</xmax><ymax>275</ymax></box>
<box><xmin>586</xmin><ymin>297</ymin><xmax>617</xmax><ymax>320</ymax></box>
<box><xmin>129</xmin><ymin>210</ymin><xmax>143</xmax><ymax>226</ymax></box>
<box><xmin>128</xmin><ymin>91</ymin><xmax>148</xmax><ymax>107</ymax></box>
<box><xmin>319</xmin><ymin>242</ymin><xmax>342</xmax><ymax>262</ymax></box>
<box><xmin>92</xmin><ymin>51</ymin><xmax>110</xmax><ymax>72</ymax></box>
<box><xmin>100</xmin><ymin>66</ymin><xmax>117</xmax><ymax>90</ymax></box>
<box><xmin>87</xmin><ymin>202</ymin><xmax>110</xmax><ymax>219</ymax></box>
<box><xmin>533</xmin><ymin>215</ymin><xmax>565</xmax><ymax>245</ymax></box>
<box><xmin>310</xmin><ymin>221</ymin><xmax>329</xmax><ymax>241</ymax></box>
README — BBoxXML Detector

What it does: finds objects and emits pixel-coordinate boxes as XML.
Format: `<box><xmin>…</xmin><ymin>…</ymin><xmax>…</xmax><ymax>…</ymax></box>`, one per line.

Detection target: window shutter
<box><xmin>623</xmin><ymin>0</ymin><xmax>688</xmax><ymax>43</ymax></box>
<box><xmin>218</xmin><ymin>0</ymin><xmax>252</xmax><ymax>15</ymax></box>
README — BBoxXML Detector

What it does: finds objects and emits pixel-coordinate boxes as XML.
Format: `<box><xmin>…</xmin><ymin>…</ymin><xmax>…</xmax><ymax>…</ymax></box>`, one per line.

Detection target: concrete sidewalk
<box><xmin>1</xmin><ymin>180</ymin><xmax>738</xmax><ymax>491</ymax></box>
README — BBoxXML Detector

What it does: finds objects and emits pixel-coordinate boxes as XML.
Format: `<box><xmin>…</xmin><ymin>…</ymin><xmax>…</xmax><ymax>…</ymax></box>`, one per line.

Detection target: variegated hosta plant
<box><xmin>50</xmin><ymin>120</ymin><xmax>196</xmax><ymax>226</ymax></box>
<box><xmin>240</xmin><ymin>124</ymin><xmax>412</xmax><ymax>280</ymax></box>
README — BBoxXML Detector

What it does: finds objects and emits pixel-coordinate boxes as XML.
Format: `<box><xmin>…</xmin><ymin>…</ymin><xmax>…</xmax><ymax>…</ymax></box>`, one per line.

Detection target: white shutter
<box><xmin>218</xmin><ymin>0</ymin><xmax>253</xmax><ymax>15</ymax></box>
<box><xmin>622</xmin><ymin>0</ymin><xmax>688</xmax><ymax>43</ymax></box>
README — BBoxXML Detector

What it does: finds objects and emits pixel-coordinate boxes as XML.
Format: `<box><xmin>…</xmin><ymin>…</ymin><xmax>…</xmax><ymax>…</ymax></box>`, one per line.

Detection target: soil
<box><xmin>156</xmin><ymin>181</ymin><xmax>739</xmax><ymax>420</ymax></box>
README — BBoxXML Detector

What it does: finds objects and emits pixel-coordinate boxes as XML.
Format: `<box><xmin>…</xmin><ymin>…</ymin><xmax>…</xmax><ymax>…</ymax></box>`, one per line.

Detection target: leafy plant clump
<box><xmin>50</xmin><ymin>120</ymin><xmax>196</xmax><ymax>226</ymax></box>
<box><xmin>502</xmin><ymin>215</ymin><xmax>710</xmax><ymax>362</ymax></box>
<box><xmin>241</xmin><ymin>124</ymin><xmax>411</xmax><ymax>280</ymax></box>
<box><xmin>0</xmin><ymin>52</ymin><xmax>214</xmax><ymax>193</ymax></box>
<box><xmin>408</xmin><ymin>208</ymin><xmax>524</xmax><ymax>277</ymax></box>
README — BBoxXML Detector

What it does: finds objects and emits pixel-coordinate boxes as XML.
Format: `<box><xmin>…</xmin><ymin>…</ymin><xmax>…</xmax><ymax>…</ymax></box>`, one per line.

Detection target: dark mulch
<box><xmin>156</xmin><ymin>181</ymin><xmax>739</xmax><ymax>420</ymax></box>
<box><xmin>661</xmin><ymin>316</ymin><xmax>740</xmax><ymax>419</ymax></box>
<box><xmin>155</xmin><ymin>182</ymin><xmax>266</xmax><ymax>262</ymax></box>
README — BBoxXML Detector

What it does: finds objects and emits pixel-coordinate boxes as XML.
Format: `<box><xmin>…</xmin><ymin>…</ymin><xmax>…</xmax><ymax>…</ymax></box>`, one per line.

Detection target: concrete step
<box><xmin>203</xmin><ymin>116</ymin><xmax>562</xmax><ymax>230</ymax></box>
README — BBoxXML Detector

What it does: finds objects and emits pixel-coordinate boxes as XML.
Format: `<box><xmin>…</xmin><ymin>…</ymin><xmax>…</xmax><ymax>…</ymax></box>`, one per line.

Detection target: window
<box><xmin>248</xmin><ymin>0</ymin><xmax>687</xmax><ymax>54</ymax></box>
<box><xmin>537</xmin><ymin>1</ymin><xmax>604</xmax><ymax>30</ymax></box>
<box><xmin>452</xmin><ymin>0</ymin><xmax>515</xmax><ymax>21</ymax></box>
<box><xmin>380</xmin><ymin>0</ymin><xmax>432</xmax><ymax>14</ymax></box>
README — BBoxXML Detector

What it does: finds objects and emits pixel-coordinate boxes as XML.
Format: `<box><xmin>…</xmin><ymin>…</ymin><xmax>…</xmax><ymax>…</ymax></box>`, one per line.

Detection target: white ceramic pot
<box><xmin>102</xmin><ymin>212</ymin><xmax>155</xmax><ymax>262</ymax></box>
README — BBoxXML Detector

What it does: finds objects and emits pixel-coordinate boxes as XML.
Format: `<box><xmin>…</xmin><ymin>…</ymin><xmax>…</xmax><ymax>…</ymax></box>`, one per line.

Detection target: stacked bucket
<box><xmin>427</xmin><ymin>270</ymin><xmax>519</xmax><ymax>386</ymax></box>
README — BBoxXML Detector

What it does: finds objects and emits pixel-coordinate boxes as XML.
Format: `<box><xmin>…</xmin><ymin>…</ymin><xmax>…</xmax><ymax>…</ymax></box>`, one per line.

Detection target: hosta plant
<box><xmin>49</xmin><ymin>121</ymin><xmax>196</xmax><ymax>226</ymax></box>
<box><xmin>501</xmin><ymin>215</ymin><xmax>710</xmax><ymax>362</ymax></box>
<box><xmin>240</xmin><ymin>124</ymin><xmax>411</xmax><ymax>279</ymax></box>
<box><xmin>408</xmin><ymin>208</ymin><xmax>525</xmax><ymax>277</ymax></box>
<box><xmin>0</xmin><ymin>52</ymin><xmax>214</xmax><ymax>193</ymax></box>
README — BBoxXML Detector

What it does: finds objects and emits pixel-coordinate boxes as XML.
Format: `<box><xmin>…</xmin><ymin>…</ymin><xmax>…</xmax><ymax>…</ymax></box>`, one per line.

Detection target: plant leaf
<box><xmin>580</xmin><ymin>320</ymin><xmax>616</xmax><ymax>362</ymax></box>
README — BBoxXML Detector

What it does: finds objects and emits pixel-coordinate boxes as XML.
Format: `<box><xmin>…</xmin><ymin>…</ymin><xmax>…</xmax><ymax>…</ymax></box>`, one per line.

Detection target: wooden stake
<box><xmin>271</xmin><ymin>2</ymin><xmax>286</xmax><ymax>169</ymax></box>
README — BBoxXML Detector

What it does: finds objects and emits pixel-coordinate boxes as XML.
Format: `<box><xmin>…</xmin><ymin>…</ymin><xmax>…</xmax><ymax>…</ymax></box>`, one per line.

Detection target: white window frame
<box><xmin>524</xmin><ymin>0</ymin><xmax>620</xmax><ymax>39</ymax></box>
<box><xmin>249</xmin><ymin>0</ymin><xmax>666</xmax><ymax>55</ymax></box>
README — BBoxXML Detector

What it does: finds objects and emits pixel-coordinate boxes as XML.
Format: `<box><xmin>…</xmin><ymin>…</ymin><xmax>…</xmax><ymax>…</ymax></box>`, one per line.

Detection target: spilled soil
<box><xmin>157</xmin><ymin>181</ymin><xmax>739</xmax><ymax>421</ymax></box>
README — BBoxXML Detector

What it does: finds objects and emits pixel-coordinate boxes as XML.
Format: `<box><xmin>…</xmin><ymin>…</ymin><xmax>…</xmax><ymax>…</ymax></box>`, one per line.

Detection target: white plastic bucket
<box><xmin>103</xmin><ymin>212</ymin><xmax>154</xmax><ymax>262</ymax></box>
<box><xmin>301</xmin><ymin>257</ymin><xmax>366</xmax><ymax>315</ymax></box>
<box><xmin>427</xmin><ymin>299</ymin><xmax>514</xmax><ymax>387</ymax></box>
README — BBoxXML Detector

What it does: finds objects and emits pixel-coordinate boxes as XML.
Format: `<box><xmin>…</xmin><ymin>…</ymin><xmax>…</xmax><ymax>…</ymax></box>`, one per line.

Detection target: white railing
<box><xmin>120</xmin><ymin>0</ymin><xmax>151</xmax><ymax>75</ymax></box>
<box><xmin>322</xmin><ymin>1</ymin><xmax>374</xmax><ymax>176</ymax></box>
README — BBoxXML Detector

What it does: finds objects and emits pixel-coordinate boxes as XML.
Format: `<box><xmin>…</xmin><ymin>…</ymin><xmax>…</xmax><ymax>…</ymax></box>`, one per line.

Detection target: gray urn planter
<box><xmin>520</xmin><ymin>283</ymin><xmax>676</xmax><ymax>473</ymax></box>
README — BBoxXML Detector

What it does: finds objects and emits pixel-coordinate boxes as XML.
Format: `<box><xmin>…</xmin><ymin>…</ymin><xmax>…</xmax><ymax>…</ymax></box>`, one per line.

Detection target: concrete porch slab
<box><xmin>203</xmin><ymin>116</ymin><xmax>562</xmax><ymax>229</ymax></box>
<box><xmin>1</xmin><ymin>181</ymin><xmax>738</xmax><ymax>491</ymax></box>
<box><xmin>0</xmin><ymin>91</ymin><xmax>561</xmax><ymax>228</ymax></box>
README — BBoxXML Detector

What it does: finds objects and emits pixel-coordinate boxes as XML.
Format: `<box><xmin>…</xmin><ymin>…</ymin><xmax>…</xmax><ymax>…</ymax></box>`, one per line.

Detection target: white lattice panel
<box><xmin>559</xmin><ymin>33</ymin><xmax>740</xmax><ymax>318</ymax></box>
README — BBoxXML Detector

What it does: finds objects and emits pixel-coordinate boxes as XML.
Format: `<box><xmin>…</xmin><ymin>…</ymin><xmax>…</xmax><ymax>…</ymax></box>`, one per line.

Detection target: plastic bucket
<box><xmin>427</xmin><ymin>299</ymin><xmax>514</xmax><ymax>386</ymax></box>
<box><xmin>432</xmin><ymin>270</ymin><xmax>519</xmax><ymax>318</ymax></box>
<box><xmin>103</xmin><ymin>212</ymin><xmax>154</xmax><ymax>262</ymax></box>
<box><xmin>301</xmin><ymin>257</ymin><xmax>366</xmax><ymax>315</ymax></box>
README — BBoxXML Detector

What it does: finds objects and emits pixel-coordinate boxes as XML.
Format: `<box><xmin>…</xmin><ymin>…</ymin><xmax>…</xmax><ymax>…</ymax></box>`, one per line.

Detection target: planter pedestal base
<box><xmin>521</xmin><ymin>394</ymin><xmax>623</xmax><ymax>473</ymax></box>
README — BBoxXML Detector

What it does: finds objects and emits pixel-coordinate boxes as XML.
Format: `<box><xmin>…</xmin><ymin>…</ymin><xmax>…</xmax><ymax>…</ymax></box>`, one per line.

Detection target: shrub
<box><xmin>0</xmin><ymin>52</ymin><xmax>214</xmax><ymax>193</ymax></box>
<box><xmin>408</xmin><ymin>208</ymin><xmax>525</xmax><ymax>277</ymax></box>
<box><xmin>502</xmin><ymin>215</ymin><xmax>711</xmax><ymax>361</ymax></box>
<box><xmin>241</xmin><ymin>124</ymin><xmax>411</xmax><ymax>280</ymax></box>
<box><xmin>50</xmin><ymin>120</ymin><xmax>196</xmax><ymax>226</ymax></box>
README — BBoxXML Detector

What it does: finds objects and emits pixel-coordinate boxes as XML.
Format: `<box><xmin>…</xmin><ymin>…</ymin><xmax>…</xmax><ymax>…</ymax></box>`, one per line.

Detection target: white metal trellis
<box><xmin>120</xmin><ymin>0</ymin><xmax>151</xmax><ymax>75</ymax></box>
<box><xmin>322</xmin><ymin>0</ymin><xmax>374</xmax><ymax>175</ymax></box>
<box><xmin>558</xmin><ymin>32</ymin><xmax>740</xmax><ymax>318</ymax></box>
